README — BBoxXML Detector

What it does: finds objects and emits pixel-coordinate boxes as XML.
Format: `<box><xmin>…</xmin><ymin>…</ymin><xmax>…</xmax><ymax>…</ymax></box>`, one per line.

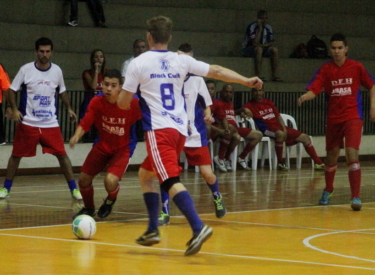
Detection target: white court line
<box><xmin>0</xmin><ymin>232</ymin><xmax>375</xmax><ymax>271</ymax></box>
<box><xmin>303</xmin><ymin>229</ymin><xmax>375</xmax><ymax>263</ymax></box>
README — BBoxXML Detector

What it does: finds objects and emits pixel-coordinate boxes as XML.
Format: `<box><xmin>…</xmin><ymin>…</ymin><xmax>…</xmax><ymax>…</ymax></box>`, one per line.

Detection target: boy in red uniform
<box><xmin>298</xmin><ymin>33</ymin><xmax>375</xmax><ymax>211</ymax></box>
<box><xmin>242</xmin><ymin>87</ymin><xmax>324</xmax><ymax>171</ymax></box>
<box><xmin>70</xmin><ymin>69</ymin><xmax>142</xmax><ymax>218</ymax></box>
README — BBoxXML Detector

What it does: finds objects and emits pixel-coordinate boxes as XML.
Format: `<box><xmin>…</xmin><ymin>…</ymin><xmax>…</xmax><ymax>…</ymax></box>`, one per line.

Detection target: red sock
<box><xmin>304</xmin><ymin>142</ymin><xmax>323</xmax><ymax>164</ymax></box>
<box><xmin>275</xmin><ymin>142</ymin><xmax>284</xmax><ymax>163</ymax></box>
<box><xmin>348</xmin><ymin>162</ymin><xmax>361</xmax><ymax>198</ymax></box>
<box><xmin>107</xmin><ymin>184</ymin><xmax>120</xmax><ymax>201</ymax></box>
<box><xmin>218</xmin><ymin>138</ymin><xmax>230</xmax><ymax>160</ymax></box>
<box><xmin>239</xmin><ymin>143</ymin><xmax>256</xmax><ymax>159</ymax></box>
<box><xmin>80</xmin><ymin>184</ymin><xmax>95</xmax><ymax>209</ymax></box>
<box><xmin>324</xmin><ymin>165</ymin><xmax>337</xmax><ymax>193</ymax></box>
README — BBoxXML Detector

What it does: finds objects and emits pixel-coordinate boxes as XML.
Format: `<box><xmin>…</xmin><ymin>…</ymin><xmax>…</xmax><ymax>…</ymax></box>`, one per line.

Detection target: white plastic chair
<box><xmin>230</xmin><ymin>116</ymin><xmax>273</xmax><ymax>170</ymax></box>
<box><xmin>184</xmin><ymin>139</ymin><xmax>214</xmax><ymax>172</ymax></box>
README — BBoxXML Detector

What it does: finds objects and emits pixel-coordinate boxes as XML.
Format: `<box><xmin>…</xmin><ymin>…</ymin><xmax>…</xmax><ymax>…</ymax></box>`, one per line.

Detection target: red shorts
<box><xmin>325</xmin><ymin>119</ymin><xmax>362</xmax><ymax>151</ymax></box>
<box><xmin>81</xmin><ymin>145</ymin><xmax>131</xmax><ymax>179</ymax></box>
<box><xmin>12</xmin><ymin>123</ymin><xmax>66</xmax><ymax>157</ymax></box>
<box><xmin>184</xmin><ymin>146</ymin><xmax>212</xmax><ymax>166</ymax></box>
<box><xmin>264</xmin><ymin>126</ymin><xmax>302</xmax><ymax>146</ymax></box>
<box><xmin>236</xmin><ymin>127</ymin><xmax>252</xmax><ymax>138</ymax></box>
<box><xmin>141</xmin><ymin>129</ymin><xmax>185</xmax><ymax>183</ymax></box>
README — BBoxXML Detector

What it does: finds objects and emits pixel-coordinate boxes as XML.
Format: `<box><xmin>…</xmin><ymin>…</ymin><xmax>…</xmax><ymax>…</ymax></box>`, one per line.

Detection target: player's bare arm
<box><xmin>206</xmin><ymin>65</ymin><xmax>263</xmax><ymax>89</ymax></box>
<box><xmin>369</xmin><ymin>85</ymin><xmax>375</xmax><ymax>122</ymax></box>
<box><xmin>117</xmin><ymin>89</ymin><xmax>134</xmax><ymax>110</ymax></box>
<box><xmin>203</xmin><ymin>106</ymin><xmax>214</xmax><ymax>124</ymax></box>
<box><xmin>59</xmin><ymin>91</ymin><xmax>77</xmax><ymax>123</ymax></box>
<box><xmin>298</xmin><ymin>91</ymin><xmax>316</xmax><ymax>106</ymax></box>
<box><xmin>69</xmin><ymin>126</ymin><xmax>85</xmax><ymax>148</ymax></box>
<box><xmin>7</xmin><ymin>89</ymin><xmax>23</xmax><ymax>123</ymax></box>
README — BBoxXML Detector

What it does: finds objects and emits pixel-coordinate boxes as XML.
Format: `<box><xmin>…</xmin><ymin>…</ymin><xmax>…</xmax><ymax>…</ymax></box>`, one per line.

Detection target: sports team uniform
<box><xmin>10</xmin><ymin>61</ymin><xmax>68</xmax><ymax>157</ymax></box>
<box><xmin>121</xmin><ymin>56</ymin><xmax>134</xmax><ymax>78</ymax></box>
<box><xmin>220</xmin><ymin>99</ymin><xmax>252</xmax><ymax>138</ymax></box>
<box><xmin>242</xmin><ymin>98</ymin><xmax>302</xmax><ymax>145</ymax></box>
<box><xmin>243</xmin><ymin>21</ymin><xmax>274</xmax><ymax>57</ymax></box>
<box><xmin>0</xmin><ymin>64</ymin><xmax>11</xmax><ymax>144</ymax></box>
<box><xmin>123</xmin><ymin>50</ymin><xmax>209</xmax><ymax>182</ymax></box>
<box><xmin>306</xmin><ymin>58</ymin><xmax>375</xmax><ymax>150</ymax></box>
<box><xmin>209</xmin><ymin>97</ymin><xmax>226</xmax><ymax>141</ymax></box>
<box><xmin>183</xmin><ymin>74</ymin><xmax>212</xmax><ymax>166</ymax></box>
<box><xmin>79</xmin><ymin>96</ymin><xmax>141</xmax><ymax>179</ymax></box>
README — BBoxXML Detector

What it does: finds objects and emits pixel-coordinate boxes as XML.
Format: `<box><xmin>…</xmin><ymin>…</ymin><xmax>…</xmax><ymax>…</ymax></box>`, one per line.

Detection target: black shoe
<box><xmin>213</xmin><ymin>194</ymin><xmax>226</xmax><ymax>218</ymax></box>
<box><xmin>185</xmin><ymin>225</ymin><xmax>213</xmax><ymax>256</ymax></box>
<box><xmin>72</xmin><ymin>207</ymin><xmax>95</xmax><ymax>219</ymax></box>
<box><xmin>136</xmin><ymin>230</ymin><xmax>161</xmax><ymax>246</ymax></box>
<box><xmin>97</xmin><ymin>198</ymin><xmax>116</xmax><ymax>218</ymax></box>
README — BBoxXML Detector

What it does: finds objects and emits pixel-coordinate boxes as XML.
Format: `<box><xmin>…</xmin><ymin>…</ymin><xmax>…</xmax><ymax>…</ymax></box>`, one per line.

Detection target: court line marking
<box><xmin>303</xmin><ymin>229</ymin><xmax>375</xmax><ymax>263</ymax></box>
<box><xmin>0</xmin><ymin>232</ymin><xmax>375</xmax><ymax>271</ymax></box>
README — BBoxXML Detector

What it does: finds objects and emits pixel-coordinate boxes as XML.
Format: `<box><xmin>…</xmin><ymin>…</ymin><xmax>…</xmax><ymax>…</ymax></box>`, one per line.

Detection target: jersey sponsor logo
<box><xmin>331</xmin><ymin>78</ymin><xmax>353</xmax><ymax>86</ymax></box>
<box><xmin>36</xmin><ymin>79</ymin><xmax>51</xmax><ymax>86</ymax></box>
<box><xmin>102</xmin><ymin>116</ymin><xmax>126</xmax><ymax>125</ymax></box>
<box><xmin>150</xmin><ymin>73</ymin><xmax>180</xmax><ymax>79</ymax></box>
<box><xmin>33</xmin><ymin>94</ymin><xmax>52</xmax><ymax>107</ymax></box>
<box><xmin>331</xmin><ymin>87</ymin><xmax>352</xmax><ymax>96</ymax></box>
<box><xmin>263</xmin><ymin>113</ymin><xmax>276</xmax><ymax>120</ymax></box>
<box><xmin>159</xmin><ymin>59</ymin><xmax>170</xmax><ymax>72</ymax></box>
<box><xmin>32</xmin><ymin>109</ymin><xmax>53</xmax><ymax>120</ymax></box>
<box><xmin>161</xmin><ymin>111</ymin><xmax>184</xmax><ymax>125</ymax></box>
<box><xmin>102</xmin><ymin>122</ymin><xmax>125</xmax><ymax>136</ymax></box>
<box><xmin>259</xmin><ymin>108</ymin><xmax>275</xmax><ymax>120</ymax></box>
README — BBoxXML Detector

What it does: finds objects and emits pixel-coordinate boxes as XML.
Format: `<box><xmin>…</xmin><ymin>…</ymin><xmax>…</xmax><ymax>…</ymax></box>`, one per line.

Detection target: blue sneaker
<box><xmin>319</xmin><ymin>190</ymin><xmax>333</xmax><ymax>205</ymax></box>
<box><xmin>351</xmin><ymin>198</ymin><xmax>362</xmax><ymax>211</ymax></box>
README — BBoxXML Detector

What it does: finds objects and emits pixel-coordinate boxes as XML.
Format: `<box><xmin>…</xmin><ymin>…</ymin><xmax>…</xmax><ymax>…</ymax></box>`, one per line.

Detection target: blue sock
<box><xmin>143</xmin><ymin>192</ymin><xmax>159</xmax><ymax>233</ymax></box>
<box><xmin>206</xmin><ymin>179</ymin><xmax>220</xmax><ymax>199</ymax></box>
<box><xmin>67</xmin><ymin>180</ymin><xmax>77</xmax><ymax>191</ymax></box>
<box><xmin>173</xmin><ymin>190</ymin><xmax>203</xmax><ymax>235</ymax></box>
<box><xmin>4</xmin><ymin>179</ymin><xmax>13</xmax><ymax>192</ymax></box>
<box><xmin>160</xmin><ymin>187</ymin><xmax>170</xmax><ymax>214</ymax></box>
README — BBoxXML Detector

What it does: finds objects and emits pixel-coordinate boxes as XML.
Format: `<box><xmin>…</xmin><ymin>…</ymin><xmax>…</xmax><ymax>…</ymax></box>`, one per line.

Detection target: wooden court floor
<box><xmin>1</xmin><ymin>162</ymin><xmax>375</xmax><ymax>275</ymax></box>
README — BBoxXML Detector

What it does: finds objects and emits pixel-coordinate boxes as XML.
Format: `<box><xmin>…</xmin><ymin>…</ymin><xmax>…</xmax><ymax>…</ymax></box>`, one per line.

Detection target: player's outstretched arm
<box><xmin>298</xmin><ymin>91</ymin><xmax>316</xmax><ymax>106</ymax></box>
<box><xmin>206</xmin><ymin>65</ymin><xmax>263</xmax><ymax>89</ymax></box>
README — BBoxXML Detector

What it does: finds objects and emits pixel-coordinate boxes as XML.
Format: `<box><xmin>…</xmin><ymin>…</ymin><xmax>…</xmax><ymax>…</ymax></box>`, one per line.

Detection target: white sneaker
<box><xmin>238</xmin><ymin>157</ymin><xmax>251</xmax><ymax>170</ymax></box>
<box><xmin>71</xmin><ymin>189</ymin><xmax>82</xmax><ymax>200</ymax></box>
<box><xmin>0</xmin><ymin>188</ymin><xmax>9</xmax><ymax>199</ymax></box>
<box><xmin>67</xmin><ymin>20</ymin><xmax>78</xmax><ymax>27</ymax></box>
<box><xmin>213</xmin><ymin>156</ymin><xmax>227</xmax><ymax>172</ymax></box>
<box><xmin>224</xmin><ymin>159</ymin><xmax>232</xmax><ymax>171</ymax></box>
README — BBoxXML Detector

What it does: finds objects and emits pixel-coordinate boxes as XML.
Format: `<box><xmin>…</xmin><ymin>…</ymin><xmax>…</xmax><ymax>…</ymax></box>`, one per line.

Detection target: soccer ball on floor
<box><xmin>72</xmin><ymin>215</ymin><xmax>96</xmax><ymax>239</ymax></box>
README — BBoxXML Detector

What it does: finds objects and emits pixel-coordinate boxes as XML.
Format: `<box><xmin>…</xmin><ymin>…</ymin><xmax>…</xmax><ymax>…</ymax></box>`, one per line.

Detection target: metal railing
<box><xmin>1</xmin><ymin>90</ymin><xmax>374</xmax><ymax>143</ymax></box>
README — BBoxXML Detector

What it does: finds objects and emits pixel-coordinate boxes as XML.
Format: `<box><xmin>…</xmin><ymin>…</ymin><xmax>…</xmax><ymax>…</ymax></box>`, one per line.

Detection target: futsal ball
<box><xmin>72</xmin><ymin>215</ymin><xmax>96</xmax><ymax>240</ymax></box>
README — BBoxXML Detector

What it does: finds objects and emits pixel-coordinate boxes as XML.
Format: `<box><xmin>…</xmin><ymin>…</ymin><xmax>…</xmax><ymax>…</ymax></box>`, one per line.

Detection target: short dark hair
<box><xmin>330</xmin><ymin>32</ymin><xmax>347</xmax><ymax>46</ymax></box>
<box><xmin>147</xmin><ymin>16</ymin><xmax>173</xmax><ymax>44</ymax></box>
<box><xmin>178</xmin><ymin>43</ymin><xmax>192</xmax><ymax>53</ymax></box>
<box><xmin>35</xmin><ymin>37</ymin><xmax>53</xmax><ymax>51</ymax></box>
<box><xmin>103</xmin><ymin>69</ymin><xmax>123</xmax><ymax>85</ymax></box>
<box><xmin>133</xmin><ymin>39</ymin><xmax>146</xmax><ymax>48</ymax></box>
<box><xmin>257</xmin><ymin>10</ymin><xmax>267</xmax><ymax>18</ymax></box>
<box><xmin>205</xmin><ymin>79</ymin><xmax>216</xmax><ymax>86</ymax></box>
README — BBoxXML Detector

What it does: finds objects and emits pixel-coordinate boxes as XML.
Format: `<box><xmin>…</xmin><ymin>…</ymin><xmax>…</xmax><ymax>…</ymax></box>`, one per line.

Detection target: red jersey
<box><xmin>242</xmin><ymin>99</ymin><xmax>281</xmax><ymax>132</ymax></box>
<box><xmin>0</xmin><ymin>64</ymin><xmax>10</xmax><ymax>103</ymax></box>
<box><xmin>219</xmin><ymin>99</ymin><xmax>237</xmax><ymax>127</ymax></box>
<box><xmin>79</xmin><ymin>96</ymin><xmax>142</xmax><ymax>154</ymax></box>
<box><xmin>306</xmin><ymin>58</ymin><xmax>375</xmax><ymax>123</ymax></box>
<box><xmin>210</xmin><ymin>98</ymin><xmax>226</xmax><ymax>121</ymax></box>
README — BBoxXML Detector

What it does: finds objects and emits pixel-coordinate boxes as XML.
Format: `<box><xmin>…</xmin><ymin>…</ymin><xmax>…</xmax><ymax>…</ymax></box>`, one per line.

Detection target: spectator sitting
<box><xmin>68</xmin><ymin>0</ymin><xmax>107</xmax><ymax>28</ymax></box>
<box><xmin>242</xmin><ymin>9</ymin><xmax>282</xmax><ymax>82</ymax></box>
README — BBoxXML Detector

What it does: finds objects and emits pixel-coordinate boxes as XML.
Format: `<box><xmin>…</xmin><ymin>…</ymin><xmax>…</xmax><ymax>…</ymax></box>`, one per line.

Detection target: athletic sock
<box><xmin>275</xmin><ymin>141</ymin><xmax>284</xmax><ymax>163</ymax></box>
<box><xmin>348</xmin><ymin>162</ymin><xmax>361</xmax><ymax>198</ymax></box>
<box><xmin>4</xmin><ymin>179</ymin><xmax>13</xmax><ymax>192</ymax></box>
<box><xmin>218</xmin><ymin>138</ymin><xmax>230</xmax><ymax>160</ymax></box>
<box><xmin>80</xmin><ymin>184</ymin><xmax>95</xmax><ymax>209</ymax></box>
<box><xmin>324</xmin><ymin>165</ymin><xmax>337</xmax><ymax>193</ymax></box>
<box><xmin>107</xmin><ymin>184</ymin><xmax>120</xmax><ymax>201</ymax></box>
<box><xmin>143</xmin><ymin>192</ymin><xmax>159</xmax><ymax>233</ymax></box>
<box><xmin>67</xmin><ymin>179</ymin><xmax>78</xmax><ymax>191</ymax></box>
<box><xmin>173</xmin><ymin>190</ymin><xmax>203</xmax><ymax>235</ymax></box>
<box><xmin>304</xmin><ymin>142</ymin><xmax>323</xmax><ymax>164</ymax></box>
<box><xmin>239</xmin><ymin>143</ymin><xmax>256</xmax><ymax>160</ymax></box>
<box><xmin>206</xmin><ymin>178</ymin><xmax>220</xmax><ymax>200</ymax></box>
<box><xmin>160</xmin><ymin>187</ymin><xmax>170</xmax><ymax>214</ymax></box>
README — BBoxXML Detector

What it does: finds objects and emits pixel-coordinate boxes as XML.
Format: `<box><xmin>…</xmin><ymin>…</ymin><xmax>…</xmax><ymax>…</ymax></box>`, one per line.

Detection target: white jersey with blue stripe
<box><xmin>122</xmin><ymin>50</ymin><xmax>210</xmax><ymax>136</ymax></box>
<box><xmin>183</xmin><ymin>74</ymin><xmax>212</xmax><ymax>147</ymax></box>
<box><xmin>10</xmin><ymin>61</ymin><xmax>66</xmax><ymax>128</ymax></box>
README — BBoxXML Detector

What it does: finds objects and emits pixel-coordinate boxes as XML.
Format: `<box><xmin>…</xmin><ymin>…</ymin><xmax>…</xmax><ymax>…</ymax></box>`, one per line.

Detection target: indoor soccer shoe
<box><xmin>213</xmin><ymin>194</ymin><xmax>226</xmax><ymax>218</ymax></box>
<box><xmin>98</xmin><ymin>198</ymin><xmax>116</xmax><ymax>218</ymax></box>
<box><xmin>214</xmin><ymin>156</ymin><xmax>227</xmax><ymax>172</ymax></box>
<box><xmin>314</xmin><ymin>163</ymin><xmax>325</xmax><ymax>170</ymax></box>
<box><xmin>224</xmin><ymin>160</ymin><xmax>233</xmax><ymax>171</ymax></box>
<box><xmin>136</xmin><ymin>230</ymin><xmax>161</xmax><ymax>246</ymax></box>
<box><xmin>319</xmin><ymin>190</ymin><xmax>333</xmax><ymax>205</ymax></box>
<box><xmin>238</xmin><ymin>157</ymin><xmax>251</xmax><ymax>170</ymax></box>
<box><xmin>71</xmin><ymin>189</ymin><xmax>82</xmax><ymax>200</ymax></box>
<box><xmin>351</xmin><ymin>198</ymin><xmax>362</xmax><ymax>211</ymax></box>
<box><xmin>185</xmin><ymin>224</ymin><xmax>213</xmax><ymax>256</ymax></box>
<box><xmin>158</xmin><ymin>211</ymin><xmax>170</xmax><ymax>225</ymax></box>
<box><xmin>0</xmin><ymin>188</ymin><xmax>9</xmax><ymax>199</ymax></box>
<box><xmin>72</xmin><ymin>207</ymin><xmax>95</xmax><ymax>219</ymax></box>
<box><xmin>277</xmin><ymin>163</ymin><xmax>289</xmax><ymax>171</ymax></box>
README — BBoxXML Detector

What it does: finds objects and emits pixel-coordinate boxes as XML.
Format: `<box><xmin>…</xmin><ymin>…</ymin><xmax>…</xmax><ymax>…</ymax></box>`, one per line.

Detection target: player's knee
<box><xmin>348</xmin><ymin>162</ymin><xmax>360</xmax><ymax>171</ymax></box>
<box><xmin>160</xmin><ymin>176</ymin><xmax>180</xmax><ymax>193</ymax></box>
<box><xmin>253</xmin><ymin>130</ymin><xmax>263</xmax><ymax>141</ymax></box>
